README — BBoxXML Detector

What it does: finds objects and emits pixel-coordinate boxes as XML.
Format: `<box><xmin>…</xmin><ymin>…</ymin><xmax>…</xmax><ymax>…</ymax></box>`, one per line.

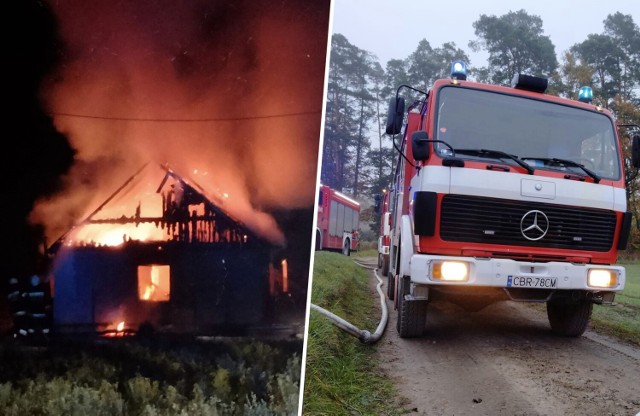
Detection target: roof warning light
<box><xmin>578</xmin><ymin>86</ymin><xmax>593</xmax><ymax>103</ymax></box>
<box><xmin>451</xmin><ymin>61</ymin><xmax>467</xmax><ymax>81</ymax></box>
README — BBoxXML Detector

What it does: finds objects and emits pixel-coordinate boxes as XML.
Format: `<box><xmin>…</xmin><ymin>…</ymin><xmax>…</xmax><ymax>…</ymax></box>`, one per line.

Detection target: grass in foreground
<box><xmin>302</xmin><ymin>251</ymin><xmax>402</xmax><ymax>415</ymax></box>
<box><xmin>0</xmin><ymin>337</ymin><xmax>302</xmax><ymax>415</ymax></box>
<box><xmin>590</xmin><ymin>262</ymin><xmax>640</xmax><ymax>346</ymax></box>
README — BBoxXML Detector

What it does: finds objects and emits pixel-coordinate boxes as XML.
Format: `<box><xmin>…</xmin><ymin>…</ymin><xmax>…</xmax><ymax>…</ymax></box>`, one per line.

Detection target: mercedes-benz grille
<box><xmin>440</xmin><ymin>194</ymin><xmax>616</xmax><ymax>252</ymax></box>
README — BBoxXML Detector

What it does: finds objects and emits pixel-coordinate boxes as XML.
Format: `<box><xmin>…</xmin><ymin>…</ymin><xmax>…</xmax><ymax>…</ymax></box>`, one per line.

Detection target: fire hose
<box><xmin>309</xmin><ymin>258</ymin><xmax>388</xmax><ymax>344</ymax></box>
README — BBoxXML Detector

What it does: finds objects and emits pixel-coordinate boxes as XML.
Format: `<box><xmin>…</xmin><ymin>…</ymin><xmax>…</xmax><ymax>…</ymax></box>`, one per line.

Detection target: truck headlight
<box><xmin>432</xmin><ymin>261</ymin><xmax>469</xmax><ymax>282</ymax></box>
<box><xmin>587</xmin><ymin>269</ymin><xmax>617</xmax><ymax>288</ymax></box>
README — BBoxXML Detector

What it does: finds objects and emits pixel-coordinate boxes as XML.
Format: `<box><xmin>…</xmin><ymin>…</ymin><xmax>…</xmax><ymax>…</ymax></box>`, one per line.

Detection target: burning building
<box><xmin>4</xmin><ymin>0</ymin><xmax>330</xmax><ymax>341</ymax></box>
<box><xmin>49</xmin><ymin>163</ymin><xmax>286</xmax><ymax>337</ymax></box>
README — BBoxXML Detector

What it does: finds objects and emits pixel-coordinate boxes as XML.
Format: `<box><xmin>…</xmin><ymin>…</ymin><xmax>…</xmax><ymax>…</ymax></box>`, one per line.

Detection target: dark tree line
<box><xmin>321</xmin><ymin>10</ymin><xmax>640</xmax><ymax>251</ymax></box>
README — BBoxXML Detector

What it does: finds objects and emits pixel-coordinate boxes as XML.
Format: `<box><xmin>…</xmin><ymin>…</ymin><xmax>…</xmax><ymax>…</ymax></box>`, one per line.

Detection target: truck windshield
<box><xmin>434</xmin><ymin>86</ymin><xmax>621</xmax><ymax>180</ymax></box>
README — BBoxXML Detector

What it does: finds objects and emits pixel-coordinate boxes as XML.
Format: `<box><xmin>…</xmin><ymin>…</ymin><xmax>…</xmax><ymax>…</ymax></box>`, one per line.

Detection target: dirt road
<box><xmin>358</xmin><ymin>257</ymin><xmax>640</xmax><ymax>416</ymax></box>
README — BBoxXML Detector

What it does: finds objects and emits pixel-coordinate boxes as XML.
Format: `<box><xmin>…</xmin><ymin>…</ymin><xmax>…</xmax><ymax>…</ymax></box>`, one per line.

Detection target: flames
<box><xmin>66</xmin><ymin>223</ymin><xmax>164</xmax><ymax>247</ymax></box>
<box><xmin>29</xmin><ymin>0</ymin><xmax>329</xmax><ymax>249</ymax></box>
<box><xmin>282</xmin><ymin>259</ymin><xmax>289</xmax><ymax>293</ymax></box>
<box><xmin>142</xmin><ymin>286</ymin><xmax>154</xmax><ymax>300</ymax></box>
<box><xmin>48</xmin><ymin>162</ymin><xmax>277</xmax><ymax>247</ymax></box>
<box><xmin>269</xmin><ymin>258</ymin><xmax>289</xmax><ymax>295</ymax></box>
<box><xmin>102</xmin><ymin>320</ymin><xmax>127</xmax><ymax>337</ymax></box>
<box><xmin>138</xmin><ymin>265</ymin><xmax>171</xmax><ymax>302</ymax></box>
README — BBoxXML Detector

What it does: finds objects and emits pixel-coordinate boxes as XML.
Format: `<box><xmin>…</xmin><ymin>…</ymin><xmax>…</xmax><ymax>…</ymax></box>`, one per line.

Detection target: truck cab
<box><xmin>385</xmin><ymin>61</ymin><xmax>640</xmax><ymax>338</ymax></box>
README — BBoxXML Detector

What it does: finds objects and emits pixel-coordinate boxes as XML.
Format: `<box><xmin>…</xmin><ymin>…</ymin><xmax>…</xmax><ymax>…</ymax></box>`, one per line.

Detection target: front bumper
<box><xmin>409</xmin><ymin>254</ymin><xmax>625</xmax><ymax>292</ymax></box>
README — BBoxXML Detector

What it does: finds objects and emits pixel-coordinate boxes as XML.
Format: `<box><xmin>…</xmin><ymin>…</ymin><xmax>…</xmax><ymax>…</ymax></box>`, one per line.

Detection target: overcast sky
<box><xmin>330</xmin><ymin>0</ymin><xmax>640</xmax><ymax>71</ymax></box>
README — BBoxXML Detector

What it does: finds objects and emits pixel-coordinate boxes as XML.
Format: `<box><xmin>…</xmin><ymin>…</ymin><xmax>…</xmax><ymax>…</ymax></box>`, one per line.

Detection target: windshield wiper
<box><xmin>521</xmin><ymin>157</ymin><xmax>601</xmax><ymax>183</ymax></box>
<box><xmin>453</xmin><ymin>148</ymin><xmax>534</xmax><ymax>175</ymax></box>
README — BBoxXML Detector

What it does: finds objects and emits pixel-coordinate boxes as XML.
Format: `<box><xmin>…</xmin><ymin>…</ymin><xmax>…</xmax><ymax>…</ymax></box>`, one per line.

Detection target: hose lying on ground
<box><xmin>310</xmin><ymin>259</ymin><xmax>388</xmax><ymax>344</ymax></box>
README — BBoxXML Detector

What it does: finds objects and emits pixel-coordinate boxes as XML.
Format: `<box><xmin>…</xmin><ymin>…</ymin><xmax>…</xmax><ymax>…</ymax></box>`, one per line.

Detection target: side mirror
<box><xmin>385</xmin><ymin>97</ymin><xmax>405</xmax><ymax>135</ymax></box>
<box><xmin>632</xmin><ymin>135</ymin><xmax>640</xmax><ymax>168</ymax></box>
<box><xmin>411</xmin><ymin>130</ymin><xmax>430</xmax><ymax>161</ymax></box>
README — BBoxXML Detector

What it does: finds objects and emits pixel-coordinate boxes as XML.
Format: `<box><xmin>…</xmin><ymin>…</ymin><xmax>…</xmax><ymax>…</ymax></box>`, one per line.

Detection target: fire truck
<box><xmin>316</xmin><ymin>184</ymin><xmax>361</xmax><ymax>256</ymax></box>
<box><xmin>384</xmin><ymin>61</ymin><xmax>640</xmax><ymax>338</ymax></box>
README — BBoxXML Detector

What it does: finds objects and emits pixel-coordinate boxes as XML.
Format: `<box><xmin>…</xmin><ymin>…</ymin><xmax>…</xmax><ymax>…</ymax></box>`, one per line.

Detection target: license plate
<box><xmin>507</xmin><ymin>275</ymin><xmax>557</xmax><ymax>288</ymax></box>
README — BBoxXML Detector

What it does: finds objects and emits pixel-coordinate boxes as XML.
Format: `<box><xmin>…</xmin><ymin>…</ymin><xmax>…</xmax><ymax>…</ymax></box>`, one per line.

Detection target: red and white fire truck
<box><xmin>316</xmin><ymin>184</ymin><xmax>361</xmax><ymax>256</ymax></box>
<box><xmin>384</xmin><ymin>61</ymin><xmax>640</xmax><ymax>338</ymax></box>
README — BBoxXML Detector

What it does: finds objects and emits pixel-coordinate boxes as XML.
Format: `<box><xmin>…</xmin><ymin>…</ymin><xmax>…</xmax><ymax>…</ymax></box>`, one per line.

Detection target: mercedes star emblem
<box><xmin>520</xmin><ymin>210</ymin><xmax>549</xmax><ymax>241</ymax></box>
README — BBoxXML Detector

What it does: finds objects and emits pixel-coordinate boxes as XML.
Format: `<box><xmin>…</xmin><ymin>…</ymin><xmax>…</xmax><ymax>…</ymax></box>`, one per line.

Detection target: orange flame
<box><xmin>142</xmin><ymin>285</ymin><xmax>154</xmax><ymax>300</ymax></box>
<box><xmin>281</xmin><ymin>259</ymin><xmax>289</xmax><ymax>293</ymax></box>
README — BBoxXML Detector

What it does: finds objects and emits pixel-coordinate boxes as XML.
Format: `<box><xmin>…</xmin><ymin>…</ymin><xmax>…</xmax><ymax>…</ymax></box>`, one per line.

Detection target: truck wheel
<box><xmin>396</xmin><ymin>276</ymin><xmax>427</xmax><ymax>338</ymax></box>
<box><xmin>377</xmin><ymin>253</ymin><xmax>383</xmax><ymax>269</ymax></box>
<box><xmin>546</xmin><ymin>299</ymin><xmax>593</xmax><ymax>337</ymax></box>
<box><xmin>315</xmin><ymin>231</ymin><xmax>321</xmax><ymax>251</ymax></box>
<box><xmin>342</xmin><ymin>240</ymin><xmax>351</xmax><ymax>256</ymax></box>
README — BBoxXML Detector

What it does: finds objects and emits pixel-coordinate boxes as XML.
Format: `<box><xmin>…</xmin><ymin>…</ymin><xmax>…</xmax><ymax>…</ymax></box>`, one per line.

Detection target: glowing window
<box><xmin>138</xmin><ymin>265</ymin><xmax>171</xmax><ymax>301</ymax></box>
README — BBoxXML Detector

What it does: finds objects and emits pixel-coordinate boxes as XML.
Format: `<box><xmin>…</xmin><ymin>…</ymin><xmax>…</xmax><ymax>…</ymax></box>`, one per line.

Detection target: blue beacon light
<box><xmin>578</xmin><ymin>86</ymin><xmax>593</xmax><ymax>103</ymax></box>
<box><xmin>451</xmin><ymin>61</ymin><xmax>467</xmax><ymax>80</ymax></box>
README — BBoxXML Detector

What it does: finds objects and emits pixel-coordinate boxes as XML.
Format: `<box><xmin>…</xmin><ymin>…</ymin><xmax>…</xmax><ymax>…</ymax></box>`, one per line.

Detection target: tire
<box><xmin>387</xmin><ymin>272</ymin><xmax>395</xmax><ymax>301</ymax></box>
<box><xmin>342</xmin><ymin>239</ymin><xmax>351</xmax><ymax>256</ymax></box>
<box><xmin>377</xmin><ymin>253</ymin><xmax>383</xmax><ymax>269</ymax></box>
<box><xmin>315</xmin><ymin>231</ymin><xmax>321</xmax><ymax>251</ymax></box>
<box><xmin>396</xmin><ymin>276</ymin><xmax>427</xmax><ymax>338</ymax></box>
<box><xmin>547</xmin><ymin>298</ymin><xmax>593</xmax><ymax>337</ymax></box>
<box><xmin>395</xmin><ymin>276</ymin><xmax>407</xmax><ymax>332</ymax></box>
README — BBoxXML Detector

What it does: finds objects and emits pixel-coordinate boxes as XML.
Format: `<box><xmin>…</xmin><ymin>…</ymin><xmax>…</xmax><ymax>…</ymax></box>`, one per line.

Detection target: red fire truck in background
<box><xmin>316</xmin><ymin>184</ymin><xmax>361</xmax><ymax>256</ymax></box>
<box><xmin>383</xmin><ymin>61</ymin><xmax>640</xmax><ymax>338</ymax></box>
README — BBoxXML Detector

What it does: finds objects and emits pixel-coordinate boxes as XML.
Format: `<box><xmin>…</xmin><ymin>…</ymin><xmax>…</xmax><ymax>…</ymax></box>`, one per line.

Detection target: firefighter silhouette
<box><xmin>7</xmin><ymin>274</ymin><xmax>52</xmax><ymax>344</ymax></box>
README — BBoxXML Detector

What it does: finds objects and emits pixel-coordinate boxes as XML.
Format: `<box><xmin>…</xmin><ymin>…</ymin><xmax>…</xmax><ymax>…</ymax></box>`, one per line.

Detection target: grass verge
<box><xmin>590</xmin><ymin>262</ymin><xmax>640</xmax><ymax>346</ymax></box>
<box><xmin>302</xmin><ymin>251</ymin><xmax>402</xmax><ymax>415</ymax></box>
<box><xmin>353</xmin><ymin>248</ymin><xmax>377</xmax><ymax>258</ymax></box>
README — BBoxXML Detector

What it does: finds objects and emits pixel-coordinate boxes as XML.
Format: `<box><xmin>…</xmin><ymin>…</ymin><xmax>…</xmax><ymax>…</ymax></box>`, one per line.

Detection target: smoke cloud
<box><xmin>31</xmin><ymin>0</ymin><xmax>330</xmax><ymax>245</ymax></box>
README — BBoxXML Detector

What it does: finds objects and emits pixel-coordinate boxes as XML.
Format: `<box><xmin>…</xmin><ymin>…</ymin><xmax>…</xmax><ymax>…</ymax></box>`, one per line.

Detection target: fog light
<box><xmin>587</xmin><ymin>269</ymin><xmax>617</xmax><ymax>288</ymax></box>
<box><xmin>432</xmin><ymin>261</ymin><xmax>469</xmax><ymax>282</ymax></box>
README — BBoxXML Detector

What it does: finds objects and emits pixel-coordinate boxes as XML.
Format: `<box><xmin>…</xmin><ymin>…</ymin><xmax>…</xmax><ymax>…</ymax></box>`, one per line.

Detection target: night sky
<box><xmin>4</xmin><ymin>1</ymin><xmax>75</xmax><ymax>280</ymax></box>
